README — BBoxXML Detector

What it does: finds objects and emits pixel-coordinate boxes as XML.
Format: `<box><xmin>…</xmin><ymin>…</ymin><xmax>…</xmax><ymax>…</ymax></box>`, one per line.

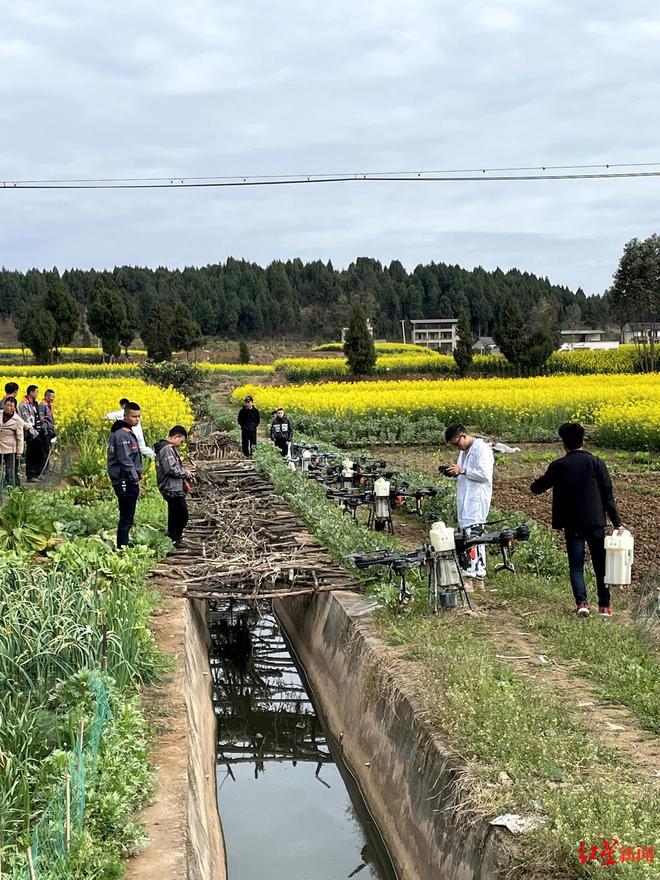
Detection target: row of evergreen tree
<box><xmin>0</xmin><ymin>257</ymin><xmax>608</xmax><ymax>361</ymax></box>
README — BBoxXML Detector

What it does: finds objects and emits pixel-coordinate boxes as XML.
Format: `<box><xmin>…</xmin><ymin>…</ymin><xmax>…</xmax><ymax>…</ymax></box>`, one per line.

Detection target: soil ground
<box><xmin>369</xmin><ymin>443</ymin><xmax>660</xmax><ymax>576</ymax></box>
<box><xmin>126</xmin><ymin>588</ymin><xmax>187</xmax><ymax>880</ymax></box>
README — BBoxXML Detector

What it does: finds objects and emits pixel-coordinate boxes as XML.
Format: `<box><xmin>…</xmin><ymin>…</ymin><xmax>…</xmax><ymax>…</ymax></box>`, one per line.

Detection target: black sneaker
<box><xmin>173</xmin><ymin>539</ymin><xmax>186</xmax><ymax>550</ymax></box>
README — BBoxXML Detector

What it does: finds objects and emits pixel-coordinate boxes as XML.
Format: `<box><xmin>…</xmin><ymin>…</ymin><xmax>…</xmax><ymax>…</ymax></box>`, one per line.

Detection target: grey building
<box><xmin>410</xmin><ymin>318</ymin><xmax>458</xmax><ymax>353</ymax></box>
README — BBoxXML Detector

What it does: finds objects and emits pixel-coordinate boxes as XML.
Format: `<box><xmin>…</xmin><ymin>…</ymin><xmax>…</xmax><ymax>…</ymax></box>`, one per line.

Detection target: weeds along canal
<box><xmin>208</xmin><ymin>600</ymin><xmax>397</xmax><ymax>880</ymax></box>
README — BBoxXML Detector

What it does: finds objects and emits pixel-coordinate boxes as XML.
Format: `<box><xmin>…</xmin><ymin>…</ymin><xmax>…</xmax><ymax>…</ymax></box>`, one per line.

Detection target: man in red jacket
<box><xmin>530</xmin><ymin>422</ymin><xmax>626</xmax><ymax>618</ymax></box>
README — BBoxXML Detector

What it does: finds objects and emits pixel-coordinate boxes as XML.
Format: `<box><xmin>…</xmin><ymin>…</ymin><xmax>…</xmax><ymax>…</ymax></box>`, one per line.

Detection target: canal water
<box><xmin>209</xmin><ymin>601</ymin><xmax>397</xmax><ymax>880</ymax></box>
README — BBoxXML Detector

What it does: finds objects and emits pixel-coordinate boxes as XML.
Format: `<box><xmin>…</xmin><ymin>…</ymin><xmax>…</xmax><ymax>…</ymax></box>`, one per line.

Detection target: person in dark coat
<box><xmin>237</xmin><ymin>395</ymin><xmax>260</xmax><ymax>457</ymax></box>
<box><xmin>270</xmin><ymin>407</ymin><xmax>293</xmax><ymax>457</ymax></box>
<box><xmin>18</xmin><ymin>385</ymin><xmax>46</xmax><ymax>481</ymax></box>
<box><xmin>530</xmin><ymin>422</ymin><xmax>625</xmax><ymax>618</ymax></box>
<box><xmin>154</xmin><ymin>426</ymin><xmax>193</xmax><ymax>549</ymax></box>
<box><xmin>107</xmin><ymin>402</ymin><xmax>144</xmax><ymax>549</ymax></box>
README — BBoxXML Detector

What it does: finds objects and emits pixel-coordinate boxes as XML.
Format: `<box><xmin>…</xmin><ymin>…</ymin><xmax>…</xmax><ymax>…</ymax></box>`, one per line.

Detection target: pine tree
<box><xmin>88</xmin><ymin>283</ymin><xmax>127</xmax><ymax>359</ymax></box>
<box><xmin>453</xmin><ymin>310</ymin><xmax>474</xmax><ymax>377</ymax></box>
<box><xmin>239</xmin><ymin>340</ymin><xmax>250</xmax><ymax>363</ymax></box>
<box><xmin>17</xmin><ymin>302</ymin><xmax>57</xmax><ymax>364</ymax></box>
<box><xmin>171</xmin><ymin>301</ymin><xmax>203</xmax><ymax>356</ymax></box>
<box><xmin>44</xmin><ymin>277</ymin><xmax>79</xmax><ymax>352</ymax></box>
<box><xmin>494</xmin><ymin>295</ymin><xmax>526</xmax><ymax>373</ymax></box>
<box><xmin>142</xmin><ymin>302</ymin><xmax>175</xmax><ymax>361</ymax></box>
<box><xmin>344</xmin><ymin>305</ymin><xmax>376</xmax><ymax>376</ymax></box>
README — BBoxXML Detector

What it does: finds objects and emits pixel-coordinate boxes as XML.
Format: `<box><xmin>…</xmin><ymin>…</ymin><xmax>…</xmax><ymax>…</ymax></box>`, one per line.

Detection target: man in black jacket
<box><xmin>237</xmin><ymin>396</ymin><xmax>260</xmax><ymax>457</ymax></box>
<box><xmin>107</xmin><ymin>402</ymin><xmax>144</xmax><ymax>549</ymax></box>
<box><xmin>270</xmin><ymin>407</ymin><xmax>293</xmax><ymax>457</ymax></box>
<box><xmin>530</xmin><ymin>422</ymin><xmax>625</xmax><ymax>617</ymax></box>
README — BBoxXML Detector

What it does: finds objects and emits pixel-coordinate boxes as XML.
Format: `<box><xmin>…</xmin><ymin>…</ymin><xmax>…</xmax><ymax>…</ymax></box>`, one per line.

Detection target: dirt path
<box><xmin>388</xmin><ymin>511</ymin><xmax>660</xmax><ymax>786</ymax></box>
<box><xmin>480</xmin><ymin>606</ymin><xmax>660</xmax><ymax>784</ymax></box>
<box><xmin>126</xmin><ymin>590</ymin><xmax>187</xmax><ymax>880</ymax></box>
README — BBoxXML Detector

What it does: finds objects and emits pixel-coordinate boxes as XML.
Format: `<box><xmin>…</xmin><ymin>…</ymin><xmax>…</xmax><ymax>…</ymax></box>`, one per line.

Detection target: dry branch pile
<box><xmin>150</xmin><ymin>451</ymin><xmax>357</xmax><ymax>601</ymax></box>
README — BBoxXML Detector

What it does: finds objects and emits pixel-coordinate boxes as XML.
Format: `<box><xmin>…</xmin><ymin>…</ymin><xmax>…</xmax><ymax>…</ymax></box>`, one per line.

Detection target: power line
<box><xmin>4</xmin><ymin>160</ymin><xmax>660</xmax><ymax>186</ymax></box>
<box><xmin>3</xmin><ymin>163</ymin><xmax>660</xmax><ymax>190</ymax></box>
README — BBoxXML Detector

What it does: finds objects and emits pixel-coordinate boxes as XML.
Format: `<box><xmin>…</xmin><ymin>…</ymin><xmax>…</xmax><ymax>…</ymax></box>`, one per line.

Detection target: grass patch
<box><xmin>492</xmin><ymin>573</ymin><xmax>660</xmax><ymax>734</ymax></box>
<box><xmin>379</xmin><ymin>611</ymin><xmax>660</xmax><ymax>879</ymax></box>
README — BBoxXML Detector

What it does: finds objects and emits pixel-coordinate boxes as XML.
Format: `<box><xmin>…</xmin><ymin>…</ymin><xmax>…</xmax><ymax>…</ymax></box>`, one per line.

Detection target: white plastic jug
<box><xmin>373</xmin><ymin>477</ymin><xmax>391</xmax><ymax>519</ymax></box>
<box><xmin>604</xmin><ymin>529</ymin><xmax>634</xmax><ymax>585</ymax></box>
<box><xmin>430</xmin><ymin>521</ymin><xmax>456</xmax><ymax>552</ymax></box>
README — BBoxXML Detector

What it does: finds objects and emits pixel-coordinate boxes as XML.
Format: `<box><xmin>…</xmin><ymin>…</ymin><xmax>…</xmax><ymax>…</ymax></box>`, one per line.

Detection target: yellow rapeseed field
<box><xmin>0</xmin><ymin>376</ymin><xmax>193</xmax><ymax>440</ymax></box>
<box><xmin>232</xmin><ymin>373</ymin><xmax>660</xmax><ymax>449</ymax></box>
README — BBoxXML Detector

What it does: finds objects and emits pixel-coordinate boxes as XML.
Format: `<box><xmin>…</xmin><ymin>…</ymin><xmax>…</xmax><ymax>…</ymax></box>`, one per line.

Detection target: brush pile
<box><xmin>151</xmin><ymin>454</ymin><xmax>356</xmax><ymax>601</ymax></box>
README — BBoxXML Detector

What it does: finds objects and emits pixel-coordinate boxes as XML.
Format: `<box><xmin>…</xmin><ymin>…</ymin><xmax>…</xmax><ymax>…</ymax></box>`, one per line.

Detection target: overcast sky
<box><xmin>1</xmin><ymin>0</ymin><xmax>659</xmax><ymax>294</ymax></box>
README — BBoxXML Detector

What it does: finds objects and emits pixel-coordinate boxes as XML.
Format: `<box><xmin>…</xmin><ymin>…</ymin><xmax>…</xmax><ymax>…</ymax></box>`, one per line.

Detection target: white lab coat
<box><xmin>455</xmin><ymin>438</ymin><xmax>494</xmax><ymax>528</ymax></box>
<box><xmin>104</xmin><ymin>409</ymin><xmax>156</xmax><ymax>460</ymax></box>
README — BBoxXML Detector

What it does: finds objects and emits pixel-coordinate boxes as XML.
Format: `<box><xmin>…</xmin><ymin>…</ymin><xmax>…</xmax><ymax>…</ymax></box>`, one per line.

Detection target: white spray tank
<box><xmin>341</xmin><ymin>458</ymin><xmax>355</xmax><ymax>490</ymax></box>
<box><xmin>604</xmin><ymin>529</ymin><xmax>634</xmax><ymax>585</ymax></box>
<box><xmin>373</xmin><ymin>476</ymin><xmax>391</xmax><ymax>522</ymax></box>
<box><xmin>429</xmin><ymin>522</ymin><xmax>461</xmax><ymax>587</ymax></box>
<box><xmin>301</xmin><ymin>449</ymin><xmax>312</xmax><ymax>473</ymax></box>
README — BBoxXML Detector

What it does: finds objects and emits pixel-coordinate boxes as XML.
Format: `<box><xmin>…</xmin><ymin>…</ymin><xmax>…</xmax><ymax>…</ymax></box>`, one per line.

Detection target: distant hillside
<box><xmin>0</xmin><ymin>258</ymin><xmax>607</xmax><ymax>342</ymax></box>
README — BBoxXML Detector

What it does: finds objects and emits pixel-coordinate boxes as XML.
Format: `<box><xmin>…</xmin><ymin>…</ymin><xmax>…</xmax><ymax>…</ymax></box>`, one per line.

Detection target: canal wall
<box><xmin>185</xmin><ymin>599</ymin><xmax>227</xmax><ymax>880</ymax></box>
<box><xmin>275</xmin><ymin>590</ymin><xmax>507</xmax><ymax>880</ymax></box>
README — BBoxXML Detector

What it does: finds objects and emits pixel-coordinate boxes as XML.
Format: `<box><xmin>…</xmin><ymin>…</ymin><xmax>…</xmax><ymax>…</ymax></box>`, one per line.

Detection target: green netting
<box><xmin>8</xmin><ymin>671</ymin><xmax>112</xmax><ymax>880</ymax></box>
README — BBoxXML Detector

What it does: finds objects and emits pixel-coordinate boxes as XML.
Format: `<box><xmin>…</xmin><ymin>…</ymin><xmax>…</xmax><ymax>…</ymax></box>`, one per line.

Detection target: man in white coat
<box><xmin>444</xmin><ymin>422</ymin><xmax>494</xmax><ymax>578</ymax></box>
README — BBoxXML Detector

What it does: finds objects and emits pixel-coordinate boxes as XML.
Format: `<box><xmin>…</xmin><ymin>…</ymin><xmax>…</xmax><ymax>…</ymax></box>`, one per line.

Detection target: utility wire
<box><xmin>4</xmin><ymin>160</ymin><xmax>660</xmax><ymax>186</ymax></box>
<box><xmin>2</xmin><ymin>162</ymin><xmax>660</xmax><ymax>190</ymax></box>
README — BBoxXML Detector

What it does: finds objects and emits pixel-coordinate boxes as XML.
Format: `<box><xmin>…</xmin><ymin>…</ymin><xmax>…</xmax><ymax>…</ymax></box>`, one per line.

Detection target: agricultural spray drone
<box><xmin>350</xmin><ymin>521</ymin><xmax>531</xmax><ymax>611</ymax></box>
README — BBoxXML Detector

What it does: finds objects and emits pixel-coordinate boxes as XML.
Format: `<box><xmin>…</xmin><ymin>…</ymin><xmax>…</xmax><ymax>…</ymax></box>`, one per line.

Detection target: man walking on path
<box><xmin>444</xmin><ymin>423</ymin><xmax>494</xmax><ymax>579</ymax></box>
<box><xmin>104</xmin><ymin>397</ymin><xmax>155</xmax><ymax>459</ymax></box>
<box><xmin>270</xmin><ymin>407</ymin><xmax>293</xmax><ymax>457</ymax></box>
<box><xmin>107</xmin><ymin>402</ymin><xmax>144</xmax><ymax>549</ymax></box>
<box><xmin>154</xmin><ymin>425</ymin><xmax>193</xmax><ymax>549</ymax></box>
<box><xmin>18</xmin><ymin>385</ymin><xmax>46</xmax><ymax>481</ymax></box>
<box><xmin>530</xmin><ymin>422</ymin><xmax>625</xmax><ymax>617</ymax></box>
<box><xmin>237</xmin><ymin>395</ymin><xmax>260</xmax><ymax>457</ymax></box>
<box><xmin>0</xmin><ymin>398</ymin><xmax>24</xmax><ymax>489</ymax></box>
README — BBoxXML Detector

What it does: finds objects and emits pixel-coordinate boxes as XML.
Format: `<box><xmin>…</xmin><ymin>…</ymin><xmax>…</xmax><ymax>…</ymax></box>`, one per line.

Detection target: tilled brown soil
<box><xmin>493</xmin><ymin>474</ymin><xmax>660</xmax><ymax>578</ymax></box>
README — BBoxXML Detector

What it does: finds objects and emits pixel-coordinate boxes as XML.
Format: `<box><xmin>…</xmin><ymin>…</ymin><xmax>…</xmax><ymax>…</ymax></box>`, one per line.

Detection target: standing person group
<box><xmin>106</xmin><ymin>398</ymin><xmax>193</xmax><ymax>551</ymax></box>
<box><xmin>0</xmin><ymin>381</ymin><xmax>57</xmax><ymax>487</ymax></box>
<box><xmin>444</xmin><ymin>418</ymin><xmax>626</xmax><ymax>617</ymax></box>
<box><xmin>236</xmin><ymin>396</ymin><xmax>295</xmax><ymax>460</ymax></box>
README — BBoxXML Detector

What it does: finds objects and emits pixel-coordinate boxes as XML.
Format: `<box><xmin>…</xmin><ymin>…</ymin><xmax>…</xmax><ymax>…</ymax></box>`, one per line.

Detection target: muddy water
<box><xmin>209</xmin><ymin>601</ymin><xmax>397</xmax><ymax>880</ymax></box>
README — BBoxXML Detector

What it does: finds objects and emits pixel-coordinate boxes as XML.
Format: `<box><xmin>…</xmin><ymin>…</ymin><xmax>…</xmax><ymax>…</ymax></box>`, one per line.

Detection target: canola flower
<box><xmin>0</xmin><ymin>361</ymin><xmax>274</xmax><ymax>379</ymax></box>
<box><xmin>312</xmin><ymin>341</ymin><xmax>433</xmax><ymax>354</ymax></box>
<box><xmin>0</xmin><ymin>375</ymin><xmax>193</xmax><ymax>440</ymax></box>
<box><xmin>273</xmin><ymin>351</ymin><xmax>454</xmax><ymax>381</ymax></box>
<box><xmin>232</xmin><ymin>373</ymin><xmax>660</xmax><ymax>450</ymax></box>
<box><xmin>274</xmin><ymin>345</ymin><xmax>644</xmax><ymax>382</ymax></box>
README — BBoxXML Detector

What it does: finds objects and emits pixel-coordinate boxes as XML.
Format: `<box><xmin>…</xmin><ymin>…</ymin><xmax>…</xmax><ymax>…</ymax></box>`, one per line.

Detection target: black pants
<box><xmin>25</xmin><ymin>436</ymin><xmax>46</xmax><ymax>480</ymax></box>
<box><xmin>166</xmin><ymin>494</ymin><xmax>189</xmax><ymax>542</ymax></box>
<box><xmin>113</xmin><ymin>481</ymin><xmax>139</xmax><ymax>549</ymax></box>
<box><xmin>1</xmin><ymin>453</ymin><xmax>19</xmax><ymax>488</ymax></box>
<box><xmin>274</xmin><ymin>439</ymin><xmax>289</xmax><ymax>458</ymax></box>
<box><xmin>565</xmin><ymin>526</ymin><xmax>609</xmax><ymax>607</ymax></box>
<box><xmin>241</xmin><ymin>429</ymin><xmax>257</xmax><ymax>457</ymax></box>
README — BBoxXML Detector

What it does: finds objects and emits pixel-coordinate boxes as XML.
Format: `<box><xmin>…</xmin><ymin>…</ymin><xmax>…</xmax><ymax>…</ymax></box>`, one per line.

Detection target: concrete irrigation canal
<box><xmin>129</xmin><ymin>437</ymin><xmax>505</xmax><ymax>880</ymax></box>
